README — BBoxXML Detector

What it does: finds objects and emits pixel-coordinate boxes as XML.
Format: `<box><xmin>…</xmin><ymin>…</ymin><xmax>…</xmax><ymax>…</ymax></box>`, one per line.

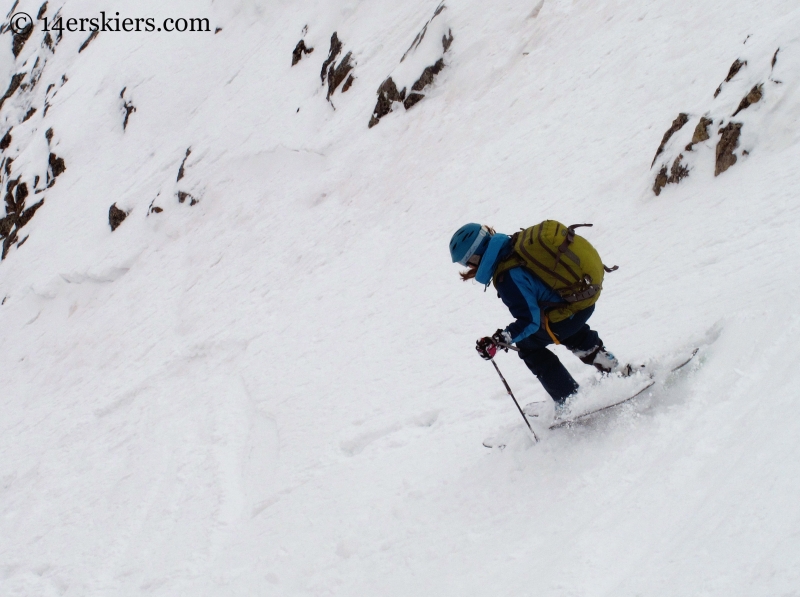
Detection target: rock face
<box><xmin>732</xmin><ymin>84</ymin><xmax>763</xmax><ymax>117</ymax></box>
<box><xmin>0</xmin><ymin>74</ymin><xmax>25</xmax><ymax>111</ymax></box>
<box><xmin>291</xmin><ymin>40</ymin><xmax>313</xmax><ymax>66</ymax></box>
<box><xmin>650</xmin><ymin>46</ymin><xmax>782</xmax><ymax>195</ymax></box>
<box><xmin>685</xmin><ymin>117</ymin><xmax>713</xmax><ymax>151</ymax></box>
<box><xmin>368</xmin><ymin>3</ymin><xmax>453</xmax><ymax>128</ymax></box>
<box><xmin>0</xmin><ymin>179</ymin><xmax>44</xmax><ymax>258</ymax></box>
<box><xmin>319</xmin><ymin>33</ymin><xmax>356</xmax><ymax>102</ymax></box>
<box><xmin>120</xmin><ymin>88</ymin><xmax>136</xmax><ymax>131</ymax></box>
<box><xmin>715</xmin><ymin>122</ymin><xmax>742</xmax><ymax>176</ymax></box>
<box><xmin>651</xmin><ymin>114</ymin><xmax>689</xmax><ymax>167</ymax></box>
<box><xmin>12</xmin><ymin>21</ymin><xmax>33</xmax><ymax>58</ymax></box>
<box><xmin>653</xmin><ymin>154</ymin><xmax>690</xmax><ymax>196</ymax></box>
<box><xmin>404</xmin><ymin>58</ymin><xmax>445</xmax><ymax>110</ymax></box>
<box><xmin>369</xmin><ymin>78</ymin><xmax>406</xmax><ymax>128</ymax></box>
<box><xmin>714</xmin><ymin>59</ymin><xmax>746</xmax><ymax>98</ymax></box>
<box><xmin>109</xmin><ymin>204</ymin><xmax>128</xmax><ymax>231</ymax></box>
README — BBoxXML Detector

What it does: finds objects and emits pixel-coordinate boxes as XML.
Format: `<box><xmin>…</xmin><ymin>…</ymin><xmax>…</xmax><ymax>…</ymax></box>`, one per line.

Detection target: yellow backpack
<box><xmin>492</xmin><ymin>221</ymin><xmax>617</xmax><ymax>323</ymax></box>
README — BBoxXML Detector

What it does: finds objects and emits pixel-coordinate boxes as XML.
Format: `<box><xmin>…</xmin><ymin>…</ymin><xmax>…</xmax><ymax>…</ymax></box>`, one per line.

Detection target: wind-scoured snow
<box><xmin>1</xmin><ymin>0</ymin><xmax>800</xmax><ymax>595</ymax></box>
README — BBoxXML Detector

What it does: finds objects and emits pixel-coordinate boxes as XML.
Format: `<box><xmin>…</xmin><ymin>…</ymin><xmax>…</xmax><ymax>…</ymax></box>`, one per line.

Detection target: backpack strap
<box><xmin>542</xmin><ymin>312</ymin><xmax>561</xmax><ymax>345</ymax></box>
<box><xmin>552</xmin><ymin>223</ymin><xmax>592</xmax><ymax>273</ymax></box>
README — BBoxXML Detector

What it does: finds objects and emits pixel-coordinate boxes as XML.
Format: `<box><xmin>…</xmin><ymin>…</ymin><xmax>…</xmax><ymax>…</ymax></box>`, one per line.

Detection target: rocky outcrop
<box><xmin>715</xmin><ymin>122</ymin><xmax>742</xmax><ymax>176</ymax></box>
<box><xmin>319</xmin><ymin>32</ymin><xmax>356</xmax><ymax>102</ymax></box>
<box><xmin>650</xmin><ymin>47</ymin><xmax>782</xmax><ymax>195</ymax></box>
<box><xmin>0</xmin><ymin>74</ymin><xmax>25</xmax><ymax>111</ymax></box>
<box><xmin>120</xmin><ymin>87</ymin><xmax>136</xmax><ymax>131</ymax></box>
<box><xmin>0</xmin><ymin>178</ymin><xmax>44</xmax><ymax>258</ymax></box>
<box><xmin>685</xmin><ymin>117</ymin><xmax>713</xmax><ymax>151</ymax></box>
<box><xmin>404</xmin><ymin>58</ymin><xmax>445</xmax><ymax>110</ymax></box>
<box><xmin>78</xmin><ymin>30</ymin><xmax>99</xmax><ymax>54</ymax></box>
<box><xmin>653</xmin><ymin>154</ymin><xmax>690</xmax><ymax>196</ymax></box>
<box><xmin>108</xmin><ymin>203</ymin><xmax>128</xmax><ymax>231</ymax></box>
<box><xmin>369</xmin><ymin>78</ymin><xmax>406</xmax><ymax>128</ymax></box>
<box><xmin>732</xmin><ymin>84</ymin><xmax>763</xmax><ymax>117</ymax></box>
<box><xmin>177</xmin><ymin>148</ymin><xmax>191</xmax><ymax>182</ymax></box>
<box><xmin>292</xmin><ymin>40</ymin><xmax>313</xmax><ymax>66</ymax></box>
<box><xmin>651</xmin><ymin>113</ymin><xmax>688</xmax><ymax>167</ymax></box>
<box><xmin>714</xmin><ymin>59</ymin><xmax>746</xmax><ymax>98</ymax></box>
<box><xmin>369</xmin><ymin>4</ymin><xmax>452</xmax><ymax>128</ymax></box>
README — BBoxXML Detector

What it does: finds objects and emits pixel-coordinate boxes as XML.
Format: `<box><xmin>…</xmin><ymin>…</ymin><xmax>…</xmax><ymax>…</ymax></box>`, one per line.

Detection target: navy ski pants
<box><xmin>515</xmin><ymin>305</ymin><xmax>601</xmax><ymax>403</ymax></box>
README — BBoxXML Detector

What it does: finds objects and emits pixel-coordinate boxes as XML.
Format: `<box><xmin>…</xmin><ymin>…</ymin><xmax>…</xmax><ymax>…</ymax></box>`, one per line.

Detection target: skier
<box><xmin>449</xmin><ymin>222</ymin><xmax>620</xmax><ymax>417</ymax></box>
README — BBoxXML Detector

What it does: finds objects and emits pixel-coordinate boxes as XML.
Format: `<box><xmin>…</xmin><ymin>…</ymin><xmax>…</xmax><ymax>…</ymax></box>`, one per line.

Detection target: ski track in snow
<box><xmin>0</xmin><ymin>0</ymin><xmax>799</xmax><ymax>595</ymax></box>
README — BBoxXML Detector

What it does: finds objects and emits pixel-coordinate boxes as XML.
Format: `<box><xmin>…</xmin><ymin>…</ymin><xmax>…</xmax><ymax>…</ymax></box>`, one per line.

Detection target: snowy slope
<box><xmin>1</xmin><ymin>0</ymin><xmax>800</xmax><ymax>595</ymax></box>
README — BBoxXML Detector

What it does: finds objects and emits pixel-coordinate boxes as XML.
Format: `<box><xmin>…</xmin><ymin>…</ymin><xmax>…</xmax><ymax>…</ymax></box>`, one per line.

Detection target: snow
<box><xmin>1</xmin><ymin>0</ymin><xmax>800</xmax><ymax>595</ymax></box>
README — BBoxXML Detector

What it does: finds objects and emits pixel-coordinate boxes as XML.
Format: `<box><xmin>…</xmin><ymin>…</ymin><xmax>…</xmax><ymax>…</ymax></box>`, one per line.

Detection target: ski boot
<box><xmin>572</xmin><ymin>344</ymin><xmax>620</xmax><ymax>374</ymax></box>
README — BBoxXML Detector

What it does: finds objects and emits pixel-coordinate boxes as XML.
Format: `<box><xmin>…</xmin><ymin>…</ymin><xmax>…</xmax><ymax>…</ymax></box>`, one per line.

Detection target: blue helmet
<box><xmin>449</xmin><ymin>223</ymin><xmax>490</xmax><ymax>265</ymax></box>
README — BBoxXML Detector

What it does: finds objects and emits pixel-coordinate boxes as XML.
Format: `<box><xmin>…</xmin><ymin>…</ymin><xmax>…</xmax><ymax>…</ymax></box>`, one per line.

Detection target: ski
<box><xmin>483</xmin><ymin>348</ymin><xmax>699</xmax><ymax>447</ymax></box>
<box><xmin>549</xmin><ymin>379</ymin><xmax>655</xmax><ymax>429</ymax></box>
<box><xmin>550</xmin><ymin>348</ymin><xmax>698</xmax><ymax>429</ymax></box>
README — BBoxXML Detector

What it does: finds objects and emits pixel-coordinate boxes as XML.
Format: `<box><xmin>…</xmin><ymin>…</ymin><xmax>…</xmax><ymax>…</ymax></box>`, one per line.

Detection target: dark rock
<box><xmin>109</xmin><ymin>204</ymin><xmax>127</xmax><ymax>231</ymax></box>
<box><xmin>48</xmin><ymin>152</ymin><xmax>66</xmax><ymax>178</ymax></box>
<box><xmin>21</xmin><ymin>107</ymin><xmax>36</xmax><ymax>122</ymax></box>
<box><xmin>652</xmin><ymin>166</ymin><xmax>668</xmax><ymax>196</ymax></box>
<box><xmin>369</xmin><ymin>77</ymin><xmax>406</xmax><ymax>128</ymax></box>
<box><xmin>401</xmin><ymin>3</ymin><xmax>447</xmax><ymax>63</ymax></box>
<box><xmin>320</xmin><ymin>33</ymin><xmax>342</xmax><ymax>84</ymax></box>
<box><xmin>292</xmin><ymin>40</ymin><xmax>313</xmax><ymax>66</ymax></box>
<box><xmin>15</xmin><ymin>181</ymin><xmax>28</xmax><ymax>207</ymax></box>
<box><xmin>177</xmin><ymin>191</ymin><xmax>197</xmax><ymax>205</ymax></box>
<box><xmin>37</xmin><ymin>2</ymin><xmax>48</xmax><ymax>19</ymax></box>
<box><xmin>651</xmin><ymin>113</ymin><xmax>689</xmax><ymax>167</ymax></box>
<box><xmin>122</xmin><ymin>101</ymin><xmax>136</xmax><ymax>130</ymax></box>
<box><xmin>45</xmin><ymin>128</ymin><xmax>53</xmax><ymax>143</ymax></box>
<box><xmin>411</xmin><ymin>58</ymin><xmax>445</xmax><ymax>93</ymax></box>
<box><xmin>12</xmin><ymin>21</ymin><xmax>33</xmax><ymax>58</ymax></box>
<box><xmin>668</xmin><ymin>154</ymin><xmax>689</xmax><ymax>184</ymax></box>
<box><xmin>714</xmin><ymin>59</ymin><xmax>746</xmax><ymax>98</ymax></box>
<box><xmin>5</xmin><ymin>177</ymin><xmax>20</xmax><ymax>212</ymax></box>
<box><xmin>326</xmin><ymin>52</ymin><xmax>353</xmax><ymax>100</ymax></box>
<box><xmin>150</xmin><ymin>206</ymin><xmax>163</xmax><ymax>214</ymax></box>
<box><xmin>78</xmin><ymin>30</ymin><xmax>99</xmax><ymax>54</ymax></box>
<box><xmin>43</xmin><ymin>32</ymin><xmax>54</xmax><ymax>52</ymax></box>
<box><xmin>0</xmin><ymin>131</ymin><xmax>11</xmax><ymax>151</ymax></box>
<box><xmin>442</xmin><ymin>29</ymin><xmax>453</xmax><ymax>52</ymax></box>
<box><xmin>0</xmin><ymin>73</ymin><xmax>25</xmax><ymax>111</ymax></box>
<box><xmin>653</xmin><ymin>154</ymin><xmax>689</xmax><ymax>196</ymax></box>
<box><xmin>342</xmin><ymin>74</ymin><xmax>354</xmax><ymax>93</ymax></box>
<box><xmin>732</xmin><ymin>84</ymin><xmax>763</xmax><ymax>116</ymax></box>
<box><xmin>177</xmin><ymin>147</ymin><xmax>191</xmax><ymax>182</ymax></box>
<box><xmin>2</xmin><ymin>229</ymin><xmax>17</xmax><ymax>259</ymax></box>
<box><xmin>17</xmin><ymin>198</ymin><xmax>43</xmax><ymax>227</ymax></box>
<box><xmin>772</xmin><ymin>48</ymin><xmax>779</xmax><ymax>69</ymax></box>
<box><xmin>0</xmin><ymin>216</ymin><xmax>13</xmax><ymax>237</ymax></box>
<box><xmin>215</xmin><ymin>27</ymin><xmax>222</xmax><ymax>34</ymax></box>
<box><xmin>685</xmin><ymin>116</ymin><xmax>713</xmax><ymax>151</ymax></box>
<box><xmin>403</xmin><ymin>93</ymin><xmax>425</xmax><ymax>110</ymax></box>
<box><xmin>715</xmin><ymin>122</ymin><xmax>742</xmax><ymax>176</ymax></box>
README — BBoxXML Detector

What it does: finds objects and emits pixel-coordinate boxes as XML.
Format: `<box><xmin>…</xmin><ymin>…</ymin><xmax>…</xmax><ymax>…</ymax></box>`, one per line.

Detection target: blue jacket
<box><xmin>476</xmin><ymin>234</ymin><xmax>565</xmax><ymax>343</ymax></box>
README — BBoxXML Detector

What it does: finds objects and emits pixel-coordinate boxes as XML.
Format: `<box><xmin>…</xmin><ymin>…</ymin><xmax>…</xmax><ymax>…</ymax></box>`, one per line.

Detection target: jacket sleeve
<box><xmin>495</xmin><ymin>268</ymin><xmax>560</xmax><ymax>343</ymax></box>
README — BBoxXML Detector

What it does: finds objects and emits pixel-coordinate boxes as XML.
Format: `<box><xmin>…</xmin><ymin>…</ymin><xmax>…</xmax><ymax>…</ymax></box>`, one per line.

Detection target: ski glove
<box><xmin>491</xmin><ymin>329</ymin><xmax>513</xmax><ymax>350</ymax></box>
<box><xmin>476</xmin><ymin>337</ymin><xmax>497</xmax><ymax>360</ymax></box>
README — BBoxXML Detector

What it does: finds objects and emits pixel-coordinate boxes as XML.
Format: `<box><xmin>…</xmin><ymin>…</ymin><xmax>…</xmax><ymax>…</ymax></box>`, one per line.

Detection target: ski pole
<box><xmin>490</xmin><ymin>358</ymin><xmax>538</xmax><ymax>443</ymax></box>
<box><xmin>496</xmin><ymin>341</ymin><xmax>519</xmax><ymax>352</ymax></box>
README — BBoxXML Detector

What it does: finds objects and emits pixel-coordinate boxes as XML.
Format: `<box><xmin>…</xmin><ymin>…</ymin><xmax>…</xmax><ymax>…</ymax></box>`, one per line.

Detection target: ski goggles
<box><xmin>457</xmin><ymin>225</ymin><xmax>490</xmax><ymax>266</ymax></box>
